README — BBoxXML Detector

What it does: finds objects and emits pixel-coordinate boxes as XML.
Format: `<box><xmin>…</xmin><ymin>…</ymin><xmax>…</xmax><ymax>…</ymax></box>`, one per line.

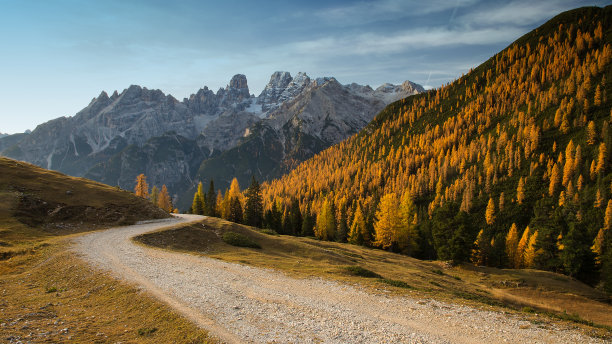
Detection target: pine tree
<box><xmin>207</xmin><ymin>180</ymin><xmax>216</xmax><ymax>217</ymax></box>
<box><xmin>336</xmin><ymin>205</ymin><xmax>349</xmax><ymax>242</ymax></box>
<box><xmin>158</xmin><ymin>185</ymin><xmax>173</xmax><ymax>212</ymax></box>
<box><xmin>243</xmin><ymin>176</ymin><xmax>263</xmax><ymax>228</ymax></box>
<box><xmin>134</xmin><ymin>173</ymin><xmax>149</xmax><ymax>198</ymax></box>
<box><xmin>315</xmin><ymin>197</ymin><xmax>336</xmax><ymax>241</ymax></box>
<box><xmin>471</xmin><ymin>229</ymin><xmax>489</xmax><ymax>266</ymax></box>
<box><xmin>301</xmin><ymin>204</ymin><xmax>315</xmax><ymax>237</ymax></box>
<box><xmin>228</xmin><ymin>196</ymin><xmax>243</xmax><ymax>224</ymax></box>
<box><xmin>150</xmin><ymin>186</ymin><xmax>159</xmax><ymax>207</ymax></box>
<box><xmin>505</xmin><ymin>223</ymin><xmax>519</xmax><ymax>268</ymax></box>
<box><xmin>290</xmin><ymin>198</ymin><xmax>302</xmax><ymax>236</ymax></box>
<box><xmin>561</xmin><ymin>222</ymin><xmax>596</xmax><ymax>281</ymax></box>
<box><xmin>374</xmin><ymin>193</ymin><xmax>402</xmax><ymax>250</ymax></box>
<box><xmin>348</xmin><ymin>205</ymin><xmax>368</xmax><ymax>245</ymax></box>
<box><xmin>485</xmin><ymin>197</ymin><xmax>495</xmax><ymax>225</ymax></box>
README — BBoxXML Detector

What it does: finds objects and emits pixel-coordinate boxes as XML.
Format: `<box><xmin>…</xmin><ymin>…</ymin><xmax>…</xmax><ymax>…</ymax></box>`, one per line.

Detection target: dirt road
<box><xmin>73</xmin><ymin>214</ymin><xmax>604</xmax><ymax>343</ymax></box>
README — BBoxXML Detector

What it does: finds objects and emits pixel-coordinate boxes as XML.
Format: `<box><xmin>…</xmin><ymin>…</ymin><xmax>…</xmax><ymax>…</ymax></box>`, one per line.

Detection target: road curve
<box><xmin>73</xmin><ymin>214</ymin><xmax>603</xmax><ymax>343</ymax></box>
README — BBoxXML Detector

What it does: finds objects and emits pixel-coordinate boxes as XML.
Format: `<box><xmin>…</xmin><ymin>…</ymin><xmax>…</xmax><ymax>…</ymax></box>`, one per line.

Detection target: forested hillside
<box><xmin>259</xmin><ymin>6</ymin><xmax>612</xmax><ymax>289</ymax></box>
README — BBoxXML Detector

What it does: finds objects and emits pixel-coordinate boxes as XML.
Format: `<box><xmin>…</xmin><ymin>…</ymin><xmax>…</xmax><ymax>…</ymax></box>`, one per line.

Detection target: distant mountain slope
<box><xmin>1</xmin><ymin>72</ymin><xmax>421</xmax><ymax>208</ymax></box>
<box><xmin>263</xmin><ymin>6</ymin><xmax>611</xmax><ymax>285</ymax></box>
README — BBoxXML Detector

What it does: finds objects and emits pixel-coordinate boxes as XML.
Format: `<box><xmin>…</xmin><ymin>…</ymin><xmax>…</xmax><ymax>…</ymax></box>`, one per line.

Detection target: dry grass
<box><xmin>137</xmin><ymin>217</ymin><xmax>612</xmax><ymax>337</ymax></box>
<box><xmin>0</xmin><ymin>157</ymin><xmax>168</xmax><ymax>259</ymax></box>
<box><xmin>0</xmin><ymin>239</ymin><xmax>214</xmax><ymax>343</ymax></box>
<box><xmin>0</xmin><ymin>157</ymin><xmax>212</xmax><ymax>342</ymax></box>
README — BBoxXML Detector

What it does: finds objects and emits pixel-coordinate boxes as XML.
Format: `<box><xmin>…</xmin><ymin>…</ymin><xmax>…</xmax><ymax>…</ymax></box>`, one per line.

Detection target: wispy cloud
<box><xmin>457</xmin><ymin>0</ymin><xmax>586</xmax><ymax>26</ymax></box>
<box><xmin>284</xmin><ymin>26</ymin><xmax>524</xmax><ymax>57</ymax></box>
<box><xmin>314</xmin><ymin>0</ymin><xmax>478</xmax><ymax>26</ymax></box>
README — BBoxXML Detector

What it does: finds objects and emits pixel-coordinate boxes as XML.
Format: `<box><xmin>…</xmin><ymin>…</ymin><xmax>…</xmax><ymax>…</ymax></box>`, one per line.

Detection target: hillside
<box><xmin>0</xmin><ymin>156</ymin><xmax>168</xmax><ymax>258</ymax></box>
<box><xmin>261</xmin><ymin>6</ymin><xmax>612</xmax><ymax>289</ymax></box>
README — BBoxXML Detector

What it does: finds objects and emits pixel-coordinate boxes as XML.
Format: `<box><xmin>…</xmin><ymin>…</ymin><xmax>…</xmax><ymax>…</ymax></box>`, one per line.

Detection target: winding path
<box><xmin>73</xmin><ymin>214</ymin><xmax>604</xmax><ymax>343</ymax></box>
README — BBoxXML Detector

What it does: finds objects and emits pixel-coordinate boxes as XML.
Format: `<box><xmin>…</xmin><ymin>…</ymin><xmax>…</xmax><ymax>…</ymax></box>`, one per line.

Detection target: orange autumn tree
<box><xmin>134</xmin><ymin>173</ymin><xmax>149</xmax><ymax>199</ymax></box>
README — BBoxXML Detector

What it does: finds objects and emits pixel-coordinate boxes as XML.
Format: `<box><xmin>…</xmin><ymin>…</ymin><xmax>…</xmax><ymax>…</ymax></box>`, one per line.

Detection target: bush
<box><xmin>259</xmin><ymin>228</ymin><xmax>279</xmax><ymax>236</ymax></box>
<box><xmin>342</xmin><ymin>266</ymin><xmax>382</xmax><ymax>278</ymax></box>
<box><xmin>222</xmin><ymin>232</ymin><xmax>261</xmax><ymax>248</ymax></box>
<box><xmin>380</xmin><ymin>278</ymin><xmax>414</xmax><ymax>289</ymax></box>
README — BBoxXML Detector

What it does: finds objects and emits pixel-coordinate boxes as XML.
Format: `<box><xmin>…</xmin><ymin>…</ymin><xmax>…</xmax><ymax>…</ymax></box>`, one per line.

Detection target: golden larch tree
<box><xmin>596</xmin><ymin>143</ymin><xmax>607</xmax><ymax>175</ymax></box>
<box><xmin>485</xmin><ymin>197</ymin><xmax>495</xmax><ymax>225</ymax></box>
<box><xmin>516</xmin><ymin>226</ymin><xmax>531</xmax><ymax>268</ymax></box>
<box><xmin>517</xmin><ymin>177</ymin><xmax>525</xmax><ymax>204</ymax></box>
<box><xmin>549</xmin><ymin>163</ymin><xmax>560</xmax><ymax>196</ymax></box>
<box><xmin>348</xmin><ymin>205</ymin><xmax>369</xmax><ymax>246</ymax></box>
<box><xmin>374</xmin><ymin>193</ymin><xmax>402</xmax><ymax>250</ymax></box>
<box><xmin>523</xmin><ymin>230</ymin><xmax>539</xmax><ymax>268</ymax></box>
<box><xmin>157</xmin><ymin>185</ymin><xmax>173</xmax><ymax>212</ymax></box>
<box><xmin>134</xmin><ymin>173</ymin><xmax>149</xmax><ymax>199</ymax></box>
<box><xmin>505</xmin><ymin>223</ymin><xmax>519</xmax><ymax>268</ymax></box>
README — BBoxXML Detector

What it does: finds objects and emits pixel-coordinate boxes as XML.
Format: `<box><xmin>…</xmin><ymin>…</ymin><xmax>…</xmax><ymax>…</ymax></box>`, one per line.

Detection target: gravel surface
<box><xmin>73</xmin><ymin>214</ymin><xmax>605</xmax><ymax>344</ymax></box>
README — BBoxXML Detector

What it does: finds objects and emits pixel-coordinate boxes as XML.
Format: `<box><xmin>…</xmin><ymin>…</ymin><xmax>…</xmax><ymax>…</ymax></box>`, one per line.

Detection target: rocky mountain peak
<box><xmin>221</xmin><ymin>74</ymin><xmax>250</xmax><ymax>107</ymax></box>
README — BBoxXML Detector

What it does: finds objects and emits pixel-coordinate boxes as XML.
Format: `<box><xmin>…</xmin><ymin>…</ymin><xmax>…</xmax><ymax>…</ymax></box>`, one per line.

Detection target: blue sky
<box><xmin>0</xmin><ymin>0</ymin><xmax>607</xmax><ymax>134</ymax></box>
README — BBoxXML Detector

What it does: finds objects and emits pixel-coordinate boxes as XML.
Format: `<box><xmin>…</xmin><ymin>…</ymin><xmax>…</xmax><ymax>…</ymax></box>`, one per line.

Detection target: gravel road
<box><xmin>73</xmin><ymin>214</ymin><xmax>605</xmax><ymax>343</ymax></box>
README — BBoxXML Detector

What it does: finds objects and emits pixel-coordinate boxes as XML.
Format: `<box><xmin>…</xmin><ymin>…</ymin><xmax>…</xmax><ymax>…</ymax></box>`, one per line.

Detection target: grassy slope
<box><xmin>0</xmin><ymin>156</ymin><xmax>168</xmax><ymax>257</ymax></box>
<box><xmin>137</xmin><ymin>218</ymin><xmax>612</xmax><ymax>336</ymax></box>
<box><xmin>0</xmin><ymin>157</ymin><xmax>214</xmax><ymax>343</ymax></box>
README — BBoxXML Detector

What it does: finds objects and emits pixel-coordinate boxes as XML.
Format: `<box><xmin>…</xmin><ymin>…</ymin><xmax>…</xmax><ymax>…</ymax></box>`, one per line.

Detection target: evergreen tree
<box><xmin>431</xmin><ymin>202</ymin><xmax>459</xmax><ymax>260</ymax></box>
<box><xmin>207</xmin><ymin>180</ymin><xmax>217</xmax><ymax>217</ymax></box>
<box><xmin>290</xmin><ymin>198</ymin><xmax>302</xmax><ymax>236</ymax></box>
<box><xmin>150</xmin><ymin>186</ymin><xmax>159</xmax><ymax>207</ymax></box>
<box><xmin>228</xmin><ymin>196</ymin><xmax>243</xmax><ymax>224</ymax></box>
<box><xmin>449</xmin><ymin>211</ymin><xmax>474</xmax><ymax>263</ymax></box>
<box><xmin>561</xmin><ymin>222</ymin><xmax>596</xmax><ymax>282</ymax></box>
<box><xmin>301</xmin><ymin>204</ymin><xmax>315</xmax><ymax>237</ymax></box>
<box><xmin>471</xmin><ymin>229</ymin><xmax>489</xmax><ymax>266</ymax></box>
<box><xmin>336</xmin><ymin>204</ymin><xmax>348</xmax><ymax>243</ymax></box>
<box><xmin>134</xmin><ymin>173</ymin><xmax>149</xmax><ymax>198</ymax></box>
<box><xmin>243</xmin><ymin>176</ymin><xmax>263</xmax><ymax>228</ymax></box>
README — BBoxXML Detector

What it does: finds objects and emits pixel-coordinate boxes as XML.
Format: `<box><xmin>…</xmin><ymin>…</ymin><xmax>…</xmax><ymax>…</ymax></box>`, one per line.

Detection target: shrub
<box><xmin>342</xmin><ymin>266</ymin><xmax>381</xmax><ymax>278</ymax></box>
<box><xmin>222</xmin><ymin>232</ymin><xmax>261</xmax><ymax>248</ymax></box>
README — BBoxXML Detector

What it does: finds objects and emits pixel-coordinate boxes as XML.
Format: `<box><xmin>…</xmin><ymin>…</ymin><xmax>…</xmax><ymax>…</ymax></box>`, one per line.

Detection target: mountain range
<box><xmin>1</xmin><ymin>72</ymin><xmax>423</xmax><ymax>207</ymax></box>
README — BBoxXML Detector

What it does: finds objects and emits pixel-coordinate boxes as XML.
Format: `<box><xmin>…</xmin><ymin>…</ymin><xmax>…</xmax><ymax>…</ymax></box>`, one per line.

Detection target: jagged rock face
<box><xmin>257</xmin><ymin>71</ymin><xmax>294</xmax><ymax>111</ymax></box>
<box><xmin>2</xmin><ymin>70</ymin><xmax>423</xmax><ymax>209</ymax></box>
<box><xmin>186</xmin><ymin>74</ymin><xmax>423</xmax><ymax>208</ymax></box>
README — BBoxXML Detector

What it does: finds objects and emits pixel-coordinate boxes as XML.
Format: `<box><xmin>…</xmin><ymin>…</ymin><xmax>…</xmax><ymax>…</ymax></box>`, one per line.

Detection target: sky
<box><xmin>0</xmin><ymin>0</ymin><xmax>607</xmax><ymax>134</ymax></box>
